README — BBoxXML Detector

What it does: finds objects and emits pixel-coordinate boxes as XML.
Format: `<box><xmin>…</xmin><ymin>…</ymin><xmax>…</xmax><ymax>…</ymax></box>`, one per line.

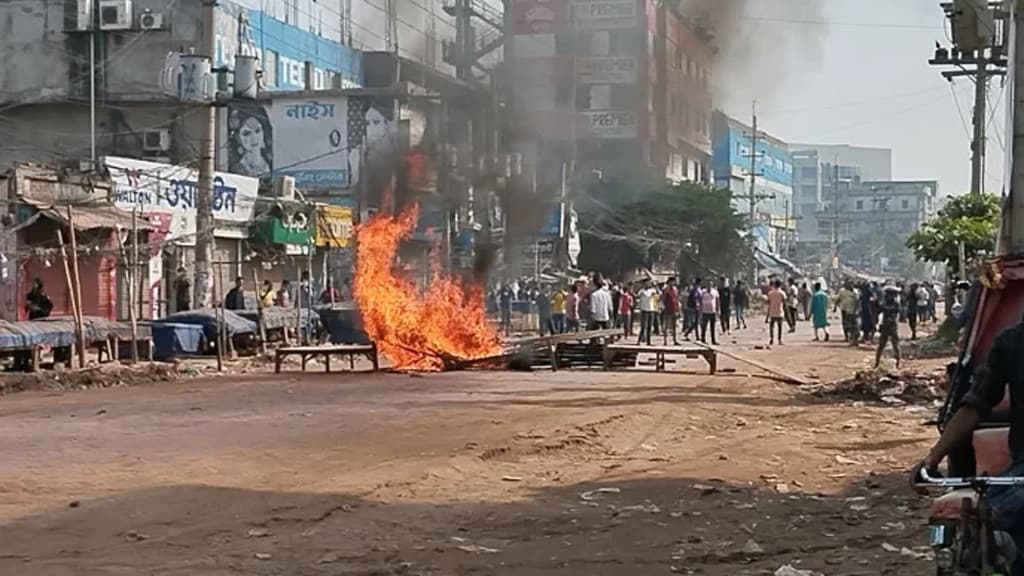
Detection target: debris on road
<box><xmin>774</xmin><ymin>565</ymin><xmax>821</xmax><ymax>576</ymax></box>
<box><xmin>456</xmin><ymin>544</ymin><xmax>501</xmax><ymax>554</ymax></box>
<box><xmin>805</xmin><ymin>369</ymin><xmax>945</xmax><ymax>405</ymax></box>
<box><xmin>580</xmin><ymin>487</ymin><xmax>622</xmax><ymax>501</ymax></box>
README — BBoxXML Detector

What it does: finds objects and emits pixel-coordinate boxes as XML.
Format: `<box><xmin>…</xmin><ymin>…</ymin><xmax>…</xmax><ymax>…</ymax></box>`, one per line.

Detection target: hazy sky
<box><xmin>717</xmin><ymin>0</ymin><xmax>1009</xmax><ymax>198</ymax></box>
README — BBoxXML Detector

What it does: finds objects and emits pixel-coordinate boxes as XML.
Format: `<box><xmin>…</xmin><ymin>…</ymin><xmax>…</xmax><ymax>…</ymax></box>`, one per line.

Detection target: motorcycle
<box><xmin>920</xmin><ymin>462</ymin><xmax>1023</xmax><ymax>575</ymax></box>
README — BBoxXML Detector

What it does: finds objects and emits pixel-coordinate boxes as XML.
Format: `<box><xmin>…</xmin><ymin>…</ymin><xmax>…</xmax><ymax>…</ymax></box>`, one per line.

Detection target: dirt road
<box><xmin>0</xmin><ymin>323</ymin><xmax>947</xmax><ymax>575</ymax></box>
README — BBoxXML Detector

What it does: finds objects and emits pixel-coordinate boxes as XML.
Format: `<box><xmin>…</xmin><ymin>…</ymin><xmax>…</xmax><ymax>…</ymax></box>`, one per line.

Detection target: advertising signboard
<box><xmin>577</xmin><ymin>111</ymin><xmax>638</xmax><ymax>139</ymax></box>
<box><xmin>576</xmin><ymin>56</ymin><xmax>637</xmax><ymax>84</ymax></box>
<box><xmin>571</xmin><ymin>0</ymin><xmax>637</xmax><ymax>30</ymax></box>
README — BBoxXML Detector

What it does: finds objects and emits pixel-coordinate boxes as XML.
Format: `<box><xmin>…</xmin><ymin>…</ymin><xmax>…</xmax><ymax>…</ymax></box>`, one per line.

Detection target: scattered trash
<box><xmin>317</xmin><ymin>553</ymin><xmax>341</xmax><ymax>564</ymax></box>
<box><xmin>774</xmin><ymin>565</ymin><xmax>820</xmax><ymax>576</ymax></box>
<box><xmin>456</xmin><ymin>544</ymin><xmax>501</xmax><ymax>554</ymax></box>
<box><xmin>247</xmin><ymin>528</ymin><xmax>271</xmax><ymax>538</ymax></box>
<box><xmin>741</xmin><ymin>539</ymin><xmax>764</xmax><ymax>555</ymax></box>
<box><xmin>254</xmin><ymin>552</ymin><xmax>273</xmax><ymax>560</ymax></box>
<box><xmin>692</xmin><ymin>483</ymin><xmax>719</xmax><ymax>496</ymax></box>
<box><xmin>580</xmin><ymin>487</ymin><xmax>621</xmax><ymax>501</ymax></box>
<box><xmin>68</xmin><ymin>500</ymin><xmax>80</xmax><ymax>508</ymax></box>
<box><xmin>125</xmin><ymin>530</ymin><xmax>149</xmax><ymax>542</ymax></box>
<box><xmin>501</xmin><ymin>475</ymin><xmax>524</xmax><ymax>482</ymax></box>
<box><xmin>806</xmin><ymin>369</ymin><xmax>944</xmax><ymax>406</ymax></box>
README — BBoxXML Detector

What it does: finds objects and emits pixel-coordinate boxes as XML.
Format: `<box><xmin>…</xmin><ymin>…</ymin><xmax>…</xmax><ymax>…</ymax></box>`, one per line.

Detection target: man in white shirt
<box><xmin>589</xmin><ymin>276</ymin><xmax>614</xmax><ymax>330</ymax></box>
<box><xmin>636</xmin><ymin>280</ymin><xmax>659</xmax><ymax>345</ymax></box>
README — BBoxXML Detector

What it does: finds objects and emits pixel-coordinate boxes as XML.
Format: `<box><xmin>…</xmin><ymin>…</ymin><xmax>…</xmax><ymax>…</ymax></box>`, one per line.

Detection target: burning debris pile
<box><xmin>353</xmin><ymin>204</ymin><xmax>501</xmax><ymax>371</ymax></box>
<box><xmin>808</xmin><ymin>369</ymin><xmax>946</xmax><ymax>406</ymax></box>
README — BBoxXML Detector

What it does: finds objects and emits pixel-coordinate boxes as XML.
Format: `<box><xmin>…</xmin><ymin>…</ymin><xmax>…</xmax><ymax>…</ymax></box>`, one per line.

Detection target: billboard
<box><xmin>106</xmin><ymin>156</ymin><xmax>259</xmax><ymax>244</ymax></box>
<box><xmin>225</xmin><ymin>95</ymin><xmax>397</xmax><ymax>190</ymax></box>
<box><xmin>571</xmin><ymin>0</ymin><xmax>637</xmax><ymax>30</ymax></box>
<box><xmin>510</xmin><ymin>0</ymin><xmax>570</xmax><ymax>34</ymax></box>
<box><xmin>577</xmin><ymin>110</ymin><xmax>638</xmax><ymax>138</ymax></box>
<box><xmin>576</xmin><ymin>57</ymin><xmax>637</xmax><ymax>84</ymax></box>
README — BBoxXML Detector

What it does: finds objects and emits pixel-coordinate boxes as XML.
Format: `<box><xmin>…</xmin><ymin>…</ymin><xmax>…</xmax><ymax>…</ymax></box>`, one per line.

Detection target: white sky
<box><xmin>718</xmin><ymin>0</ymin><xmax>1009</xmax><ymax>198</ymax></box>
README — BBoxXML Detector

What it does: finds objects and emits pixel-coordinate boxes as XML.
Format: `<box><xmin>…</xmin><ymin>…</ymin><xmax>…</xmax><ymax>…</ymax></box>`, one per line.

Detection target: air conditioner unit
<box><xmin>142</xmin><ymin>129</ymin><xmax>171</xmax><ymax>152</ymax></box>
<box><xmin>274</xmin><ymin>176</ymin><xmax>296</xmax><ymax>201</ymax></box>
<box><xmin>98</xmin><ymin>0</ymin><xmax>133</xmax><ymax>30</ymax></box>
<box><xmin>75</xmin><ymin>0</ymin><xmax>94</xmax><ymax>31</ymax></box>
<box><xmin>138</xmin><ymin>10</ymin><xmax>164</xmax><ymax>31</ymax></box>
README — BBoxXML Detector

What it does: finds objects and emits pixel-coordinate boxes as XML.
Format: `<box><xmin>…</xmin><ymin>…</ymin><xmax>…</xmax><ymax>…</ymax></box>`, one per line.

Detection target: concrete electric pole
<box><xmin>1005</xmin><ymin>0</ymin><xmax>1024</xmax><ymax>252</ymax></box>
<box><xmin>930</xmin><ymin>1</ymin><xmax>1009</xmax><ymax>195</ymax></box>
<box><xmin>193</xmin><ymin>0</ymin><xmax>217</xmax><ymax>308</ymax></box>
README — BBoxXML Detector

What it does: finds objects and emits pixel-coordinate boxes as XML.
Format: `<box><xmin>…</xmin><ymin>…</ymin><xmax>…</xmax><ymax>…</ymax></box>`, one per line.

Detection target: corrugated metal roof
<box><xmin>21</xmin><ymin>198</ymin><xmax>151</xmax><ymax>231</ymax></box>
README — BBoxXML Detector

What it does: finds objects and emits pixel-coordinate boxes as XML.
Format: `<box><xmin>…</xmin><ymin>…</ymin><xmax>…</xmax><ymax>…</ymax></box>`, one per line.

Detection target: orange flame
<box><xmin>354</xmin><ymin>203</ymin><xmax>501</xmax><ymax>371</ymax></box>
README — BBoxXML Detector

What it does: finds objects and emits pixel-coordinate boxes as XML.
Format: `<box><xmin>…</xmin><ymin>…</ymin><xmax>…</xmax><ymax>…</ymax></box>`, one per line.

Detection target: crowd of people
<box><xmin>173</xmin><ymin>268</ymin><xmax>352</xmax><ymax>312</ymax></box>
<box><xmin>491</xmin><ymin>274</ymin><xmax>755</xmax><ymax>346</ymax></box>
<box><xmin>492</xmin><ymin>274</ymin><xmax>961</xmax><ymax>369</ymax></box>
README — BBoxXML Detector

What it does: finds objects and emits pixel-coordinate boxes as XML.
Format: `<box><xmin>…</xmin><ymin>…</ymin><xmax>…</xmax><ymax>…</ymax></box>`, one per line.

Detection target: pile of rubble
<box><xmin>808</xmin><ymin>369</ymin><xmax>946</xmax><ymax>406</ymax></box>
<box><xmin>0</xmin><ymin>362</ymin><xmax>191</xmax><ymax>395</ymax></box>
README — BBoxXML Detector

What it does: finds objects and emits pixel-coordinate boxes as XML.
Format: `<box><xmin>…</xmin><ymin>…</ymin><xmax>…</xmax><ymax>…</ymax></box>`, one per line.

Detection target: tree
<box><xmin>577</xmin><ymin>180</ymin><xmax>752</xmax><ymax>278</ymax></box>
<box><xmin>906</xmin><ymin>193</ymin><xmax>1000</xmax><ymax>270</ymax></box>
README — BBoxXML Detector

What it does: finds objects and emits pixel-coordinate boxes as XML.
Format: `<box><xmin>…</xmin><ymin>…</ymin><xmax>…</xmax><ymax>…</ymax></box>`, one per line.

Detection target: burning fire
<box><xmin>354</xmin><ymin>203</ymin><xmax>501</xmax><ymax>371</ymax></box>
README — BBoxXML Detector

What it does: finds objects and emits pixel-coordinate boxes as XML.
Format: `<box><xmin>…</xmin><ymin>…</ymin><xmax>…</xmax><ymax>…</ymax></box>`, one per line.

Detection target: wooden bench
<box><xmin>274</xmin><ymin>344</ymin><xmax>379</xmax><ymax>373</ymax></box>
<box><xmin>602</xmin><ymin>344</ymin><xmax>717</xmax><ymax>374</ymax></box>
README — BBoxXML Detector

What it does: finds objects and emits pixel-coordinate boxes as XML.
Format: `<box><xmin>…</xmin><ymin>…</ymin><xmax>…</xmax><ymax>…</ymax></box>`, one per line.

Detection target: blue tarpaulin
<box><xmin>152</xmin><ymin>309</ymin><xmax>257</xmax><ymax>341</ymax></box>
<box><xmin>0</xmin><ymin>320</ymin><xmax>75</xmax><ymax>351</ymax></box>
<box><xmin>150</xmin><ymin>323</ymin><xmax>205</xmax><ymax>359</ymax></box>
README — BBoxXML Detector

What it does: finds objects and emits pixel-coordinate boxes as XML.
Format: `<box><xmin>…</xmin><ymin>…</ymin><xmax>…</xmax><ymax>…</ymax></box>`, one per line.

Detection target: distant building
<box><xmin>711</xmin><ymin>112</ymin><xmax>794</xmax><ymax>255</ymax></box>
<box><xmin>790</xmin><ymin>144</ymin><xmax>893</xmax><ymax>247</ymax></box>
<box><xmin>823</xmin><ymin>179</ymin><xmax>938</xmax><ymax>276</ymax></box>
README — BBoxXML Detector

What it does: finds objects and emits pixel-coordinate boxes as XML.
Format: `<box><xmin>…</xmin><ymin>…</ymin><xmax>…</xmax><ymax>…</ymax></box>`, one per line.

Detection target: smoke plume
<box><xmin>678</xmin><ymin>0</ymin><xmax>829</xmax><ymax>103</ymax></box>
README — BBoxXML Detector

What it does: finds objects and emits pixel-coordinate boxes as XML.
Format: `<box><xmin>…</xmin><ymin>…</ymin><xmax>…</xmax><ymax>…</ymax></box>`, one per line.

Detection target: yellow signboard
<box><xmin>314</xmin><ymin>205</ymin><xmax>353</xmax><ymax>248</ymax></box>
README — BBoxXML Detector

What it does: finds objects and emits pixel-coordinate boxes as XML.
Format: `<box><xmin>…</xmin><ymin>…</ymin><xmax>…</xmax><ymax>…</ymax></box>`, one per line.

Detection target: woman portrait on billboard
<box><xmin>347</xmin><ymin>98</ymin><xmax>396</xmax><ymax>191</ymax></box>
<box><xmin>227</xmin><ymin>103</ymin><xmax>273</xmax><ymax>178</ymax></box>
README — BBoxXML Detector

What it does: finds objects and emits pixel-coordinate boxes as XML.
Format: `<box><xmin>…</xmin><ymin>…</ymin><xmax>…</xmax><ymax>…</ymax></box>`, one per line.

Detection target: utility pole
<box><xmin>1006</xmin><ymin>0</ymin><xmax>1024</xmax><ymax>253</ymax></box>
<box><xmin>736</xmin><ymin>102</ymin><xmax>774</xmax><ymax>280</ymax></box>
<box><xmin>931</xmin><ymin>1</ymin><xmax>1009</xmax><ymax>195</ymax></box>
<box><xmin>193</xmin><ymin>0</ymin><xmax>217</xmax><ymax>309</ymax></box>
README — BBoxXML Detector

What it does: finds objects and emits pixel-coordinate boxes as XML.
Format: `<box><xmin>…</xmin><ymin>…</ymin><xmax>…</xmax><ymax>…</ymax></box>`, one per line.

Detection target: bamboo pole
<box><xmin>56</xmin><ymin>229</ymin><xmax>83</xmax><ymax>368</ymax></box>
<box><xmin>65</xmin><ymin>208</ymin><xmax>86</xmax><ymax>368</ymax></box>
<box><xmin>251</xmin><ymin>268</ymin><xmax>267</xmax><ymax>355</ymax></box>
<box><xmin>128</xmin><ymin>211</ymin><xmax>139</xmax><ymax>363</ymax></box>
<box><xmin>213</xmin><ymin>260</ymin><xmax>224</xmax><ymax>372</ymax></box>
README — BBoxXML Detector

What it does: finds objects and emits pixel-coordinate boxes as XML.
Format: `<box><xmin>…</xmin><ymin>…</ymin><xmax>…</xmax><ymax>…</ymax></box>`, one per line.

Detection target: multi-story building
<box><xmin>501</xmin><ymin>0</ymin><xmax>714</xmax><ymax>273</ymax></box>
<box><xmin>830</xmin><ymin>179</ymin><xmax>938</xmax><ymax>275</ymax></box>
<box><xmin>506</xmin><ymin>0</ymin><xmax>713</xmax><ymax>186</ymax></box>
<box><xmin>711</xmin><ymin>112</ymin><xmax>793</xmax><ymax>255</ymax></box>
<box><xmin>790</xmin><ymin>144</ymin><xmax>893</xmax><ymax>247</ymax></box>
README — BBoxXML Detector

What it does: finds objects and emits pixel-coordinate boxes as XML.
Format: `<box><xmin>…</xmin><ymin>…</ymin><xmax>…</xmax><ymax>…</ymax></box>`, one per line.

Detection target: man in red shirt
<box><xmin>661</xmin><ymin>277</ymin><xmax>681</xmax><ymax>346</ymax></box>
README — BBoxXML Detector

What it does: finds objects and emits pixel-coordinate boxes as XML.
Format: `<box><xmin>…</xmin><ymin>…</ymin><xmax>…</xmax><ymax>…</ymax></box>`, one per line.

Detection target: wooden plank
<box><xmin>689</xmin><ymin>342</ymin><xmax>810</xmax><ymax>385</ymax></box>
<box><xmin>278</xmin><ymin>345</ymin><xmax>376</xmax><ymax>354</ymax></box>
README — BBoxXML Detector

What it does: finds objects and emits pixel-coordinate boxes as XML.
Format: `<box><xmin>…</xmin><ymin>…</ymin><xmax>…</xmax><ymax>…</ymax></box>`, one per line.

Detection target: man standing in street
<box><xmin>637</xmin><ymin>281</ymin><xmax>658</xmax><ymax>345</ymax></box>
<box><xmin>589</xmin><ymin>276</ymin><xmax>613</xmax><ymax>330</ymax></box>
<box><xmin>766</xmin><ymin>280</ymin><xmax>786</xmax><ymax>346</ymax></box>
<box><xmin>566</xmin><ymin>284</ymin><xmax>580</xmax><ymax>333</ymax></box>
<box><xmin>551</xmin><ymin>285</ymin><xmax>567</xmax><ymax>334</ymax></box>
<box><xmin>718</xmin><ymin>278</ymin><xmax>732</xmax><ymax>334</ymax></box>
<box><xmin>682</xmin><ymin>278</ymin><xmax>702</xmax><ymax>341</ymax></box>
<box><xmin>224</xmin><ymin>276</ymin><xmax>247</xmax><ymax>310</ymax></box>
<box><xmin>786</xmin><ymin>278</ymin><xmax>800</xmax><ymax>333</ymax></box>
<box><xmin>810</xmin><ymin>281</ymin><xmax>830</xmax><ymax>342</ymax></box>
<box><xmin>699</xmin><ymin>281</ymin><xmax>720</xmax><ymax>345</ymax></box>
<box><xmin>661</xmin><ymin>277</ymin><xmax>680</xmax><ymax>346</ymax></box>
<box><xmin>499</xmin><ymin>284</ymin><xmax>514</xmax><ymax>336</ymax></box>
<box><xmin>618</xmin><ymin>283</ymin><xmax>634</xmax><ymax>337</ymax></box>
<box><xmin>174</xmin><ymin>267</ymin><xmax>191</xmax><ymax>312</ymax></box>
<box><xmin>835</xmin><ymin>280</ymin><xmax>859</xmax><ymax>345</ymax></box>
<box><xmin>535</xmin><ymin>286</ymin><xmax>553</xmax><ymax>336</ymax></box>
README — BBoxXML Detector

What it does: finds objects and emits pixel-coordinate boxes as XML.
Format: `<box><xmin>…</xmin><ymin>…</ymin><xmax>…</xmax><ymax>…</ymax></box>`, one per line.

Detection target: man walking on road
<box><xmin>662</xmin><ymin>277</ymin><xmax>681</xmax><ymax>345</ymax></box>
<box><xmin>766</xmin><ymin>280</ymin><xmax>786</xmax><ymax>346</ymax></box>
<box><xmin>785</xmin><ymin>278</ymin><xmax>800</xmax><ymax>333</ymax></box>
<box><xmin>733</xmin><ymin>280</ymin><xmax>748</xmax><ymax>329</ymax></box>
<box><xmin>719</xmin><ymin>278</ymin><xmax>732</xmax><ymax>334</ymax></box>
<box><xmin>699</xmin><ymin>282</ymin><xmax>720</xmax><ymax>345</ymax></box>
<box><xmin>875</xmin><ymin>285</ymin><xmax>902</xmax><ymax>369</ymax></box>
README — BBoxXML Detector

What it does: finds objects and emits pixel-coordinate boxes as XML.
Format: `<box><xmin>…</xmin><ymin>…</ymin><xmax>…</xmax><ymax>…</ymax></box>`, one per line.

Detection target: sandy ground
<box><xmin>0</xmin><ymin>318</ymin><xmax>949</xmax><ymax>575</ymax></box>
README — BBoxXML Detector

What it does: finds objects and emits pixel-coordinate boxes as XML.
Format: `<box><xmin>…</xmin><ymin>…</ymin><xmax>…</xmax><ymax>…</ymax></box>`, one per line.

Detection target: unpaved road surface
<box><xmin>0</xmin><ymin>323</ymin><xmax>947</xmax><ymax>575</ymax></box>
